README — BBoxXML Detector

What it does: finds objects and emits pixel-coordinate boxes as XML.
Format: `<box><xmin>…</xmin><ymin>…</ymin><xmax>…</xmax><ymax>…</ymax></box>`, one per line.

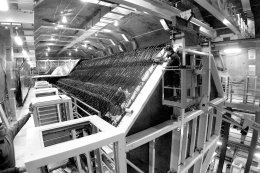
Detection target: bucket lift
<box><xmin>161</xmin><ymin>15</ymin><xmax>224</xmax><ymax>173</ymax></box>
<box><xmin>162</xmin><ymin>15</ymin><xmax>211</xmax><ymax>110</ymax></box>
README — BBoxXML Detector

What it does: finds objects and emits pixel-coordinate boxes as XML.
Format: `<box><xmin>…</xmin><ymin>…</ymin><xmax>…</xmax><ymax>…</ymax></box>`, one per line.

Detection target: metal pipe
<box><xmin>126</xmin><ymin>159</ymin><xmax>145</xmax><ymax>173</ymax></box>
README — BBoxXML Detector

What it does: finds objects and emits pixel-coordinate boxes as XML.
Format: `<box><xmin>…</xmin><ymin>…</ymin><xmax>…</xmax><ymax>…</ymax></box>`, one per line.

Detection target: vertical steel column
<box><xmin>44</xmin><ymin>61</ymin><xmax>47</xmax><ymax>73</ymax></box>
<box><xmin>181</xmin><ymin>123</ymin><xmax>188</xmax><ymax>164</ymax></box>
<box><xmin>230</xmin><ymin>82</ymin><xmax>233</xmax><ymax>102</ymax></box>
<box><xmin>6</xmin><ymin>25</ymin><xmax>17</xmax><ymax>120</ymax></box>
<box><xmin>243</xmin><ymin>77</ymin><xmax>248</xmax><ymax>103</ymax></box>
<box><xmin>189</xmin><ymin>118</ymin><xmax>197</xmax><ymax>156</ymax></box>
<box><xmin>253</xmin><ymin>77</ymin><xmax>257</xmax><ymax>104</ymax></box>
<box><xmin>217</xmin><ymin>107</ymin><xmax>231</xmax><ymax>173</ymax></box>
<box><xmin>182</xmin><ymin>36</ymin><xmax>186</xmax><ymax>66</ymax></box>
<box><xmin>194</xmin><ymin>45</ymin><xmax>211</xmax><ymax>173</ymax></box>
<box><xmin>149</xmin><ymin>140</ymin><xmax>155</xmax><ymax>173</ymax></box>
<box><xmin>207</xmin><ymin>113</ymin><xmax>213</xmax><ymax>141</ymax></box>
<box><xmin>244</xmin><ymin>111</ymin><xmax>260</xmax><ymax>173</ymax></box>
<box><xmin>93</xmin><ymin>126</ymin><xmax>104</xmax><ymax>173</ymax></box>
<box><xmin>214</xmin><ymin>107</ymin><xmax>223</xmax><ymax>136</ymax></box>
<box><xmin>83</xmin><ymin>130</ymin><xmax>93</xmax><ymax>173</ymax></box>
<box><xmin>181</xmin><ymin>70</ymin><xmax>187</xmax><ymax>107</ymax></box>
<box><xmin>170</xmin><ymin>108</ymin><xmax>185</xmax><ymax>172</ymax></box>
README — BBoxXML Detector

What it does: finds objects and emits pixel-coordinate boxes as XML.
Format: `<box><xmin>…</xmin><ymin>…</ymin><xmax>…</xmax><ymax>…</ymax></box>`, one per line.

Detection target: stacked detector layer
<box><xmin>57</xmin><ymin>46</ymin><xmax>163</xmax><ymax>118</ymax></box>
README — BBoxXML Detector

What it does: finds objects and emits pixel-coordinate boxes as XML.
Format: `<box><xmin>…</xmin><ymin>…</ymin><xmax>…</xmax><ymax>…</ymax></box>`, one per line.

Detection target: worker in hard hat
<box><xmin>165</xmin><ymin>45</ymin><xmax>181</xmax><ymax>67</ymax></box>
<box><xmin>0</xmin><ymin>109</ymin><xmax>32</xmax><ymax>173</ymax></box>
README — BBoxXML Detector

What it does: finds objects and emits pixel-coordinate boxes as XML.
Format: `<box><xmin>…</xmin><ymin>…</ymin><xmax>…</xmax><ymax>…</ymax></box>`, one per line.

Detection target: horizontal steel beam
<box><xmin>14</xmin><ymin>52</ymin><xmax>35</xmax><ymax>58</ymax></box>
<box><xmin>126</xmin><ymin>120</ymin><xmax>181</xmax><ymax>152</ymax></box>
<box><xmin>224</xmin><ymin>101</ymin><xmax>260</xmax><ymax>113</ymax></box>
<box><xmin>35</xmin><ymin>39</ymin><xmax>72</xmax><ymax>45</ymax></box>
<box><xmin>36</xmin><ymin>43</ymin><xmax>66</xmax><ymax>48</ymax></box>
<box><xmin>194</xmin><ymin>0</ymin><xmax>242</xmax><ymax>37</ymax></box>
<box><xmin>108</xmin><ymin>0</ymin><xmax>216</xmax><ymax>38</ymax></box>
<box><xmin>37</xmin><ymin>34</ymin><xmax>77</xmax><ymax>38</ymax></box>
<box><xmin>0</xmin><ymin>10</ymin><xmax>33</xmax><ymax>24</ymax></box>
<box><xmin>34</xmin><ymin>26</ymin><xmax>86</xmax><ymax>35</ymax></box>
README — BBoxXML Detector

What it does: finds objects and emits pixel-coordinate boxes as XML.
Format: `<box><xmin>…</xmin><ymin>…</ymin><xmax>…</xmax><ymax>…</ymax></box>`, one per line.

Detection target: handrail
<box><xmin>55</xmin><ymin>85</ymin><xmax>101</xmax><ymax>117</ymax></box>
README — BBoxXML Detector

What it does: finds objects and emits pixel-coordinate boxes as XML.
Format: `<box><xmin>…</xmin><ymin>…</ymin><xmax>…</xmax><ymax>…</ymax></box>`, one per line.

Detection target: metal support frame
<box><xmin>194</xmin><ymin>0</ymin><xmax>245</xmax><ymax>37</ymax></box>
<box><xmin>25</xmin><ymin>35</ymin><xmax>226</xmax><ymax>173</ymax></box>
<box><xmin>31</xmin><ymin>95</ymin><xmax>73</xmax><ymax>127</ymax></box>
<box><xmin>108</xmin><ymin>0</ymin><xmax>216</xmax><ymax>38</ymax></box>
<box><xmin>34</xmin><ymin>88</ymin><xmax>58</xmax><ymax>98</ymax></box>
<box><xmin>149</xmin><ymin>140</ymin><xmax>155</xmax><ymax>173</ymax></box>
<box><xmin>25</xmin><ymin>116</ymin><xmax>127</xmax><ymax>173</ymax></box>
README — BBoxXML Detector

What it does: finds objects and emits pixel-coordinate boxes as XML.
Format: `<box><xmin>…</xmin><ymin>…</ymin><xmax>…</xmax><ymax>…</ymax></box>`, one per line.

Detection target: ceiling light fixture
<box><xmin>121</xmin><ymin>34</ymin><xmax>129</xmax><ymax>42</ymax></box>
<box><xmin>110</xmin><ymin>39</ymin><xmax>116</xmax><ymax>46</ymax></box>
<box><xmin>14</xmin><ymin>35</ymin><xmax>23</xmax><ymax>46</ymax></box>
<box><xmin>119</xmin><ymin>45</ymin><xmax>123</xmax><ymax>52</ymax></box>
<box><xmin>0</xmin><ymin>0</ymin><xmax>9</xmax><ymax>12</ymax></box>
<box><xmin>22</xmin><ymin>49</ymin><xmax>28</xmax><ymax>57</ymax></box>
<box><xmin>68</xmin><ymin>52</ymin><xmax>72</xmax><ymax>56</ymax></box>
<box><xmin>98</xmin><ymin>1</ymin><xmax>114</xmax><ymax>7</ymax></box>
<box><xmin>223</xmin><ymin>48</ymin><xmax>242</xmax><ymax>54</ymax></box>
<box><xmin>81</xmin><ymin>0</ymin><xmax>99</xmax><ymax>3</ymax></box>
<box><xmin>100</xmin><ymin>18</ymin><xmax>114</xmax><ymax>23</ymax></box>
<box><xmin>62</xmin><ymin>16</ymin><xmax>68</xmax><ymax>24</ymax></box>
<box><xmin>254</xmin><ymin>153</ymin><xmax>260</xmax><ymax>159</ymax></box>
<box><xmin>114</xmin><ymin>20</ymin><xmax>119</xmax><ymax>27</ymax></box>
<box><xmin>217</xmin><ymin>141</ymin><xmax>222</xmax><ymax>146</ymax></box>
<box><xmin>222</xmin><ymin>19</ymin><xmax>229</xmax><ymax>25</ymax></box>
<box><xmin>57</xmin><ymin>24</ymin><xmax>65</xmax><ymax>28</ymax></box>
<box><xmin>160</xmin><ymin>19</ymin><xmax>170</xmax><ymax>31</ymax></box>
<box><xmin>102</xmin><ymin>29</ymin><xmax>112</xmax><ymax>33</ymax></box>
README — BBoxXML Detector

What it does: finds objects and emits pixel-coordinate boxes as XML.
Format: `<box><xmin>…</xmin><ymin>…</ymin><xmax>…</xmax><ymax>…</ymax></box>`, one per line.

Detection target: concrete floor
<box><xmin>14</xmin><ymin>88</ymin><xmax>35</xmax><ymax>167</ymax></box>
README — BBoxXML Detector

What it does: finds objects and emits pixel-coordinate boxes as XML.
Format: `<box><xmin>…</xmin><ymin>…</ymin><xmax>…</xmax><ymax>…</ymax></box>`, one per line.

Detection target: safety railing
<box><xmin>71</xmin><ymin>96</ymin><xmax>101</xmax><ymax>118</ymax></box>
<box><xmin>224</xmin><ymin>76</ymin><xmax>260</xmax><ymax>105</ymax></box>
<box><xmin>56</xmin><ymin>85</ymin><xmax>101</xmax><ymax>119</ymax></box>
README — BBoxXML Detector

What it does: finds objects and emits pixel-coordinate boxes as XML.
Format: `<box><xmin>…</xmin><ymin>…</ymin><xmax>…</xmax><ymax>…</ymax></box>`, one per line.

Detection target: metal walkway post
<box><xmin>244</xmin><ymin>111</ymin><xmax>260</xmax><ymax>173</ymax></box>
<box><xmin>217</xmin><ymin>107</ymin><xmax>231</xmax><ymax>173</ymax></box>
